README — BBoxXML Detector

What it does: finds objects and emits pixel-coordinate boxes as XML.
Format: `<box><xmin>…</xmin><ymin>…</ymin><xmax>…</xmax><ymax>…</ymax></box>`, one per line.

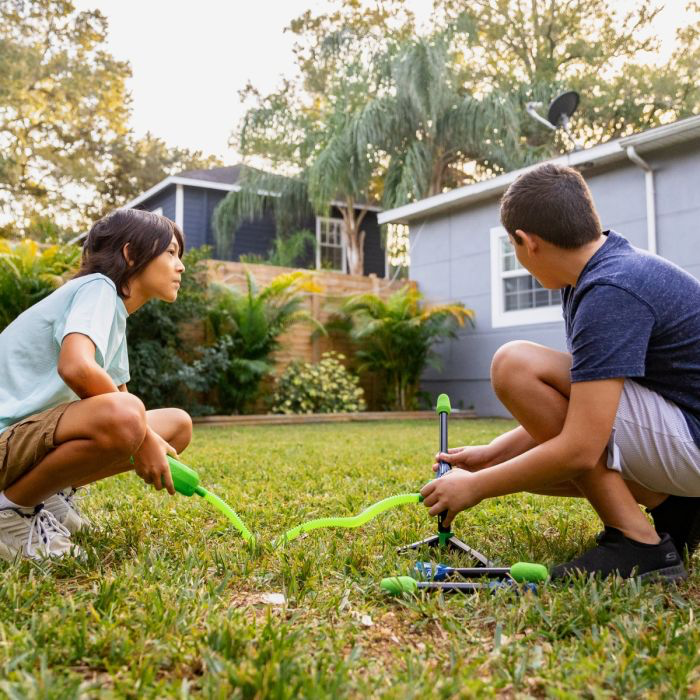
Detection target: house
<box><xmin>122</xmin><ymin>165</ymin><xmax>389</xmax><ymax>277</ymax></box>
<box><xmin>378</xmin><ymin>115</ymin><xmax>700</xmax><ymax>417</ymax></box>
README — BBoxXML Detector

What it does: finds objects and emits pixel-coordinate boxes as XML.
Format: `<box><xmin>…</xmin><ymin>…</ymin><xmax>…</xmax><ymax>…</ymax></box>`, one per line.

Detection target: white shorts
<box><xmin>607</xmin><ymin>380</ymin><xmax>700</xmax><ymax>496</ymax></box>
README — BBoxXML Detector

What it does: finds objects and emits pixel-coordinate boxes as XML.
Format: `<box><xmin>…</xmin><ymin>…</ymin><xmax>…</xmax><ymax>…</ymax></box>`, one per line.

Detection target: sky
<box><xmin>73</xmin><ymin>1</ymin><xmax>693</xmax><ymax>164</ymax></box>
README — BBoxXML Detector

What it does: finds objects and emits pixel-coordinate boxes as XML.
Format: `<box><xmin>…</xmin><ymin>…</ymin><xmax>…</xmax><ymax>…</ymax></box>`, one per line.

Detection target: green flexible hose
<box><xmin>277</xmin><ymin>493</ymin><xmax>423</xmax><ymax>546</ymax></box>
<box><xmin>200</xmin><ymin>488</ymin><xmax>255</xmax><ymax>545</ymax></box>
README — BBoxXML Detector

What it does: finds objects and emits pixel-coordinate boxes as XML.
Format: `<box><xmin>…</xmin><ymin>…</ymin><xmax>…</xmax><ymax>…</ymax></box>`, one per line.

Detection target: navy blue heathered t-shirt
<box><xmin>562</xmin><ymin>230</ymin><xmax>700</xmax><ymax>447</ymax></box>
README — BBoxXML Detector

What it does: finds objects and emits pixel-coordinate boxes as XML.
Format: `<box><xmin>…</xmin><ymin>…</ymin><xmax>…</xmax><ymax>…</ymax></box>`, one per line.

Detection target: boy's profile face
<box><xmin>132</xmin><ymin>234</ymin><xmax>185</xmax><ymax>303</ymax></box>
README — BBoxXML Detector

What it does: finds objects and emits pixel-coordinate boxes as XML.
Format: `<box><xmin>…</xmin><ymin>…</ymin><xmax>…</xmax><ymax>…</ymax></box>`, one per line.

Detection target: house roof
<box><xmin>122</xmin><ymin>164</ymin><xmax>382</xmax><ymax>212</ymax></box>
<box><xmin>177</xmin><ymin>165</ymin><xmax>245</xmax><ymax>184</ymax></box>
<box><xmin>378</xmin><ymin>114</ymin><xmax>700</xmax><ymax>225</ymax></box>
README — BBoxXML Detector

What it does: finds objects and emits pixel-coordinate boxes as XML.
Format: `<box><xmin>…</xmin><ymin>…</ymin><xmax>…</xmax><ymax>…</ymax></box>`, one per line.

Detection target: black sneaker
<box><xmin>551</xmin><ymin>527</ymin><xmax>687</xmax><ymax>582</ymax></box>
<box><xmin>647</xmin><ymin>495</ymin><xmax>700</xmax><ymax>558</ymax></box>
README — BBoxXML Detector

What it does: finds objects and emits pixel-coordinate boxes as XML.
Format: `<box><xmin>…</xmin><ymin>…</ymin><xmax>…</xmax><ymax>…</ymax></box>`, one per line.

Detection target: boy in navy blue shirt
<box><xmin>421</xmin><ymin>162</ymin><xmax>700</xmax><ymax>581</ymax></box>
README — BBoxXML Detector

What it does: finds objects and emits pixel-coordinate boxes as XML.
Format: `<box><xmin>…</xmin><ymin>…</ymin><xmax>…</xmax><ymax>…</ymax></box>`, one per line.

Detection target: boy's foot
<box><xmin>551</xmin><ymin>527</ymin><xmax>687</xmax><ymax>582</ymax></box>
<box><xmin>0</xmin><ymin>505</ymin><xmax>81</xmax><ymax>561</ymax></box>
<box><xmin>44</xmin><ymin>488</ymin><xmax>89</xmax><ymax>534</ymax></box>
<box><xmin>647</xmin><ymin>495</ymin><xmax>700</xmax><ymax>558</ymax></box>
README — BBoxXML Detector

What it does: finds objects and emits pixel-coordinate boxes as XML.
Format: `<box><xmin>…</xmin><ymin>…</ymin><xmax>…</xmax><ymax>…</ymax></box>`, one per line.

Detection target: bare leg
<box><xmin>4</xmin><ymin>394</ymin><xmax>148</xmax><ymax>507</ymax></box>
<box><xmin>71</xmin><ymin>407</ymin><xmax>193</xmax><ymax>487</ymax></box>
<box><xmin>491</xmin><ymin>341</ymin><xmax>664</xmax><ymax>542</ymax></box>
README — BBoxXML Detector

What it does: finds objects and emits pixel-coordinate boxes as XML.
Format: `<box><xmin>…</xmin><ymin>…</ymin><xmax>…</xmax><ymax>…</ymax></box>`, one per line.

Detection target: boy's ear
<box><xmin>515</xmin><ymin>229</ymin><xmax>539</xmax><ymax>253</ymax></box>
<box><xmin>122</xmin><ymin>243</ymin><xmax>134</xmax><ymax>267</ymax></box>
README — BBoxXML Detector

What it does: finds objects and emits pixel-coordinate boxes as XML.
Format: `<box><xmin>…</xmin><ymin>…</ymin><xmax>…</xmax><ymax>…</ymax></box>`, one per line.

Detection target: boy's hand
<box><xmin>420</xmin><ymin>469</ymin><xmax>483</xmax><ymax>528</ymax></box>
<box><xmin>132</xmin><ymin>427</ymin><xmax>177</xmax><ymax>495</ymax></box>
<box><xmin>432</xmin><ymin>445</ymin><xmax>494</xmax><ymax>473</ymax></box>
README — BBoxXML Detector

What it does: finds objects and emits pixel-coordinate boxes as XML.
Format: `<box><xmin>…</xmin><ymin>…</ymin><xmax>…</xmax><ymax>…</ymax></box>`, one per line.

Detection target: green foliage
<box><xmin>239</xmin><ymin>229</ymin><xmax>316</xmax><ymax>269</ymax></box>
<box><xmin>353</xmin><ymin>32</ymin><xmax>522</xmax><ymax>208</ymax></box>
<box><xmin>0</xmin><ymin>2</ymin><xmax>222</xmax><ymax>234</ymax></box>
<box><xmin>0</xmin><ymin>0</ymin><xmax>131</xmax><ymax>230</ymax></box>
<box><xmin>125</xmin><ymin>246</ymin><xmax>224</xmax><ymax>416</ymax></box>
<box><xmin>272</xmin><ymin>352</ymin><xmax>366</xmax><ymax>414</ymax></box>
<box><xmin>204</xmin><ymin>270</ymin><xmax>323</xmax><ymax>414</ymax></box>
<box><xmin>440</xmin><ymin>0</ymin><xmax>700</xmax><ymax>156</ymax></box>
<box><xmin>342</xmin><ymin>285</ymin><xmax>474</xmax><ymax>410</ymax></box>
<box><xmin>0</xmin><ymin>239</ymin><xmax>81</xmax><ymax>332</ymax></box>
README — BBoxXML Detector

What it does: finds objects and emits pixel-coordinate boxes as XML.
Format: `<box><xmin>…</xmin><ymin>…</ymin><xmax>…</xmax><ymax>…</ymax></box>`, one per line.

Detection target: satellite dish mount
<box><xmin>526</xmin><ymin>90</ymin><xmax>581</xmax><ymax>152</ymax></box>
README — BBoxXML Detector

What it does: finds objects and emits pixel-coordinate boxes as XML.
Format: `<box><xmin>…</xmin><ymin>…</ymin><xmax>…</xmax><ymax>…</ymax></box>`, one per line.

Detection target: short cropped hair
<box><xmin>74</xmin><ymin>209</ymin><xmax>184</xmax><ymax>298</ymax></box>
<box><xmin>499</xmin><ymin>163</ymin><xmax>601</xmax><ymax>249</ymax></box>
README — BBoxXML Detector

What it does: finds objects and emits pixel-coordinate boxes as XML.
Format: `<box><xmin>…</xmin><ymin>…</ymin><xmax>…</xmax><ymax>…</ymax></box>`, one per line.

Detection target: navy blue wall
<box><xmin>137</xmin><ymin>185</ymin><xmax>385</xmax><ymax>276</ymax></box>
<box><xmin>137</xmin><ymin>185</ymin><xmax>176</xmax><ymax>221</ymax></box>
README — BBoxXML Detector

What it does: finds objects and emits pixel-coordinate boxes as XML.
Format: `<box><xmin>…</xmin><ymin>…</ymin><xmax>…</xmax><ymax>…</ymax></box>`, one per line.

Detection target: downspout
<box><xmin>625</xmin><ymin>146</ymin><xmax>657</xmax><ymax>255</ymax></box>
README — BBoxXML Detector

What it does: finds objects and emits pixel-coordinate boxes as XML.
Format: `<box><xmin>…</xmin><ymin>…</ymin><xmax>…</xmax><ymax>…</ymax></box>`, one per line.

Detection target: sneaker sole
<box><xmin>639</xmin><ymin>563</ymin><xmax>688</xmax><ymax>583</ymax></box>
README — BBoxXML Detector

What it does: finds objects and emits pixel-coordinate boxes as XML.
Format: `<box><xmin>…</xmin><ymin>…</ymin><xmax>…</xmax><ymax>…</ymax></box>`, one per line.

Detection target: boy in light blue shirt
<box><xmin>0</xmin><ymin>209</ymin><xmax>191</xmax><ymax>560</ymax></box>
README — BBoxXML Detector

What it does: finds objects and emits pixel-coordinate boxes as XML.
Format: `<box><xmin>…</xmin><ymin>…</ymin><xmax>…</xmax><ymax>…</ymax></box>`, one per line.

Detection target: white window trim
<box><xmin>316</xmin><ymin>216</ymin><xmax>347</xmax><ymax>273</ymax></box>
<box><xmin>489</xmin><ymin>226</ymin><xmax>563</xmax><ymax>328</ymax></box>
<box><xmin>151</xmin><ymin>206</ymin><xmax>163</xmax><ymax>216</ymax></box>
<box><xmin>175</xmin><ymin>184</ymin><xmax>184</xmax><ymax>230</ymax></box>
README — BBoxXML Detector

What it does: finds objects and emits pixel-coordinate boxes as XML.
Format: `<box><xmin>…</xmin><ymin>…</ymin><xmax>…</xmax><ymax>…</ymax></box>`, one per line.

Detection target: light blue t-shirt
<box><xmin>0</xmin><ymin>273</ymin><xmax>130</xmax><ymax>436</ymax></box>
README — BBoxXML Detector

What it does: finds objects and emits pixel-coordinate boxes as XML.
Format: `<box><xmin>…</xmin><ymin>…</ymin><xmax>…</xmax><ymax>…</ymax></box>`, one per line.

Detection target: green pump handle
<box><xmin>166</xmin><ymin>456</ymin><xmax>206</xmax><ymax>497</ymax></box>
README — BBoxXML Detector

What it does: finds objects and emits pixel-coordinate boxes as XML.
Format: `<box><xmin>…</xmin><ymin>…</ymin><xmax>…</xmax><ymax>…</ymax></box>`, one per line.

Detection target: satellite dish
<box><xmin>547</xmin><ymin>91</ymin><xmax>579</xmax><ymax>128</ymax></box>
<box><xmin>525</xmin><ymin>90</ymin><xmax>581</xmax><ymax>151</ymax></box>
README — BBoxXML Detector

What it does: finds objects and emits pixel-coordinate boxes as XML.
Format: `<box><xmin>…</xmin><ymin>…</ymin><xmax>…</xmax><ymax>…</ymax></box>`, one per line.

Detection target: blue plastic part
<box><xmin>414</xmin><ymin>562</ymin><xmax>450</xmax><ymax>581</ymax></box>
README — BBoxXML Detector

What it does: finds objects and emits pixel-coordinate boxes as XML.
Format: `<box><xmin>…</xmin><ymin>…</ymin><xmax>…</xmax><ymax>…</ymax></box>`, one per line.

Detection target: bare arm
<box><xmin>422</xmin><ymin>378</ymin><xmax>623</xmax><ymax>525</ymax></box>
<box><xmin>58</xmin><ymin>333</ymin><xmax>120</xmax><ymax>397</ymax></box>
<box><xmin>60</xmin><ymin>335</ymin><xmax>175</xmax><ymax>494</ymax></box>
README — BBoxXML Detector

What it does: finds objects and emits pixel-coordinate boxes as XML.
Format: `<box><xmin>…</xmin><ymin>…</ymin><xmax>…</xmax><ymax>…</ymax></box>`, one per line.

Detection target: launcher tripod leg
<box><xmin>396</xmin><ymin>534</ymin><xmax>494</xmax><ymax>567</ymax></box>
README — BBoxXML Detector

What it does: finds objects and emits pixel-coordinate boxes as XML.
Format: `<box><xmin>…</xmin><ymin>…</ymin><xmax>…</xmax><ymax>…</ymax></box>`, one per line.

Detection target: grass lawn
<box><xmin>1</xmin><ymin>418</ymin><xmax>699</xmax><ymax>698</ymax></box>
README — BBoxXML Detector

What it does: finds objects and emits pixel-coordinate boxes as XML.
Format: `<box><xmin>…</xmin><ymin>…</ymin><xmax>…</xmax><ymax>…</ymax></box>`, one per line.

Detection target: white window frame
<box><xmin>316</xmin><ymin>216</ymin><xmax>347</xmax><ymax>273</ymax></box>
<box><xmin>151</xmin><ymin>206</ymin><xmax>163</xmax><ymax>216</ymax></box>
<box><xmin>490</xmin><ymin>226</ymin><xmax>563</xmax><ymax>328</ymax></box>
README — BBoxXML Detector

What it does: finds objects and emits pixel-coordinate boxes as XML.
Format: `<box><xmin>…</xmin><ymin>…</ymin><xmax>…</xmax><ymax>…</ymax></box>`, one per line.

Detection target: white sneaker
<box><xmin>0</xmin><ymin>505</ymin><xmax>81</xmax><ymax>561</ymax></box>
<box><xmin>44</xmin><ymin>488</ymin><xmax>90</xmax><ymax>534</ymax></box>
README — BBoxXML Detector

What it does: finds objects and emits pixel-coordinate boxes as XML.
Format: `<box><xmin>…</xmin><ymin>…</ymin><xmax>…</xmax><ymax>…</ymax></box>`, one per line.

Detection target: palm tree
<box><xmin>342</xmin><ymin>285</ymin><xmax>474</xmax><ymax>411</ymax></box>
<box><xmin>352</xmin><ymin>32</ymin><xmax>522</xmax><ymax>209</ymax></box>
<box><xmin>206</xmin><ymin>270</ymin><xmax>324</xmax><ymax>413</ymax></box>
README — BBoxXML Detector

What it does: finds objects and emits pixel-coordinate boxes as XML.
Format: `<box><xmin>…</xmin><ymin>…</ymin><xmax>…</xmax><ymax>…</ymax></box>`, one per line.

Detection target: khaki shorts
<box><xmin>0</xmin><ymin>402</ymin><xmax>74</xmax><ymax>491</ymax></box>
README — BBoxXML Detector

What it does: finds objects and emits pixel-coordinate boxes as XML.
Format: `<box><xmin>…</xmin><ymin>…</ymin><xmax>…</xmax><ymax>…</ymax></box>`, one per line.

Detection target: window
<box><xmin>385</xmin><ymin>223</ymin><xmax>410</xmax><ymax>278</ymax></box>
<box><xmin>316</xmin><ymin>217</ymin><xmax>346</xmax><ymax>272</ymax></box>
<box><xmin>490</xmin><ymin>226</ymin><xmax>563</xmax><ymax>328</ymax></box>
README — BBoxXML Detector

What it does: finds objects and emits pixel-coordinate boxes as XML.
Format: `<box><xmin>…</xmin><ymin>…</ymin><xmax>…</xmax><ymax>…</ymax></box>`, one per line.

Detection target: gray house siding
<box><xmin>411</xmin><ymin>140</ymin><xmax>700</xmax><ymax>417</ymax></box>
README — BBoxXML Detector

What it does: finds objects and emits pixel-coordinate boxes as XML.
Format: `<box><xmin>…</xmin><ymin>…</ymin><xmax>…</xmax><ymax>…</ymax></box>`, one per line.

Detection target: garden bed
<box><xmin>192</xmin><ymin>408</ymin><xmax>477</xmax><ymax>427</ymax></box>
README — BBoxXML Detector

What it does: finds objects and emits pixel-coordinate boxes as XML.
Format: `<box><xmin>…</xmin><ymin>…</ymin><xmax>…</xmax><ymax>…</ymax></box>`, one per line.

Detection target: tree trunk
<box><xmin>338</xmin><ymin>200</ymin><xmax>368</xmax><ymax>276</ymax></box>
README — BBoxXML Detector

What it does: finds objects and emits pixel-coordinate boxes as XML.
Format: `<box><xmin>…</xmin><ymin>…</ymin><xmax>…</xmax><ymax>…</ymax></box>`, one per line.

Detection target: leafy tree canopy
<box><xmin>0</xmin><ymin>0</ymin><xmax>221</xmax><ymax>237</ymax></box>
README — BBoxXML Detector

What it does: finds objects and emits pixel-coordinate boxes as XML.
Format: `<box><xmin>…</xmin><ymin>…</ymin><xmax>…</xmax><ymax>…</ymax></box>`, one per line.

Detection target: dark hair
<box><xmin>75</xmin><ymin>209</ymin><xmax>184</xmax><ymax>298</ymax></box>
<box><xmin>499</xmin><ymin>163</ymin><xmax>601</xmax><ymax>249</ymax></box>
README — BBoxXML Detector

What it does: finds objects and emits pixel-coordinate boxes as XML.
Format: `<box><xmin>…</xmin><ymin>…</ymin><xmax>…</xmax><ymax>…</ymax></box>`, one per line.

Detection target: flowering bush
<box><xmin>272</xmin><ymin>352</ymin><xmax>366</xmax><ymax>414</ymax></box>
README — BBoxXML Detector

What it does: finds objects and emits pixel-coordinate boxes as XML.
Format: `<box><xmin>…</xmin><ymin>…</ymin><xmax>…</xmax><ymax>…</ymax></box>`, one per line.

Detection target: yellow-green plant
<box><xmin>0</xmin><ymin>239</ymin><xmax>81</xmax><ymax>332</ymax></box>
<box><xmin>272</xmin><ymin>351</ymin><xmax>366</xmax><ymax>415</ymax></box>
<box><xmin>342</xmin><ymin>285</ymin><xmax>474</xmax><ymax>410</ymax></box>
<box><xmin>206</xmin><ymin>270</ymin><xmax>324</xmax><ymax>414</ymax></box>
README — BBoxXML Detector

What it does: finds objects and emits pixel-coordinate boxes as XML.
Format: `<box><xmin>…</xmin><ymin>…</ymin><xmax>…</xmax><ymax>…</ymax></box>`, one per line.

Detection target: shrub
<box><xmin>272</xmin><ymin>352</ymin><xmax>366</xmax><ymax>414</ymax></box>
<box><xmin>342</xmin><ymin>285</ymin><xmax>474</xmax><ymax>410</ymax></box>
<box><xmin>205</xmin><ymin>270</ymin><xmax>323</xmax><ymax>414</ymax></box>
<box><xmin>0</xmin><ymin>238</ymin><xmax>81</xmax><ymax>332</ymax></box>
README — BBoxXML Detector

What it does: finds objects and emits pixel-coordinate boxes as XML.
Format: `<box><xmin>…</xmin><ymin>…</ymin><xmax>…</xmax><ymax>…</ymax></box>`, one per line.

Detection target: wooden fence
<box><xmin>203</xmin><ymin>260</ymin><xmax>413</xmax><ymax>408</ymax></box>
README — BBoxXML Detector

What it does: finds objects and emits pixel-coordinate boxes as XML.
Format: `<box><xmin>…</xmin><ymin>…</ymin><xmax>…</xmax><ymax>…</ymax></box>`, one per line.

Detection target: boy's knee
<box><xmin>174</xmin><ymin>408</ymin><xmax>193</xmax><ymax>446</ymax></box>
<box><xmin>491</xmin><ymin>341</ymin><xmax>534</xmax><ymax>394</ymax></box>
<box><xmin>98</xmin><ymin>393</ymin><xmax>147</xmax><ymax>453</ymax></box>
